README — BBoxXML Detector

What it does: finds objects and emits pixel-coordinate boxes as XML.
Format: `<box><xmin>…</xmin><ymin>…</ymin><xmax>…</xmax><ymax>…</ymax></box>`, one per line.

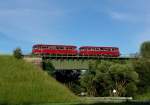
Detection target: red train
<box><xmin>32</xmin><ymin>44</ymin><xmax>120</xmax><ymax>57</ymax></box>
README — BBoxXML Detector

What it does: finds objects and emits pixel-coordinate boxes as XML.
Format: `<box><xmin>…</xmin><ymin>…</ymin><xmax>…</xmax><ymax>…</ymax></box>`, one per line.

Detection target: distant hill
<box><xmin>0</xmin><ymin>56</ymin><xmax>79</xmax><ymax>104</ymax></box>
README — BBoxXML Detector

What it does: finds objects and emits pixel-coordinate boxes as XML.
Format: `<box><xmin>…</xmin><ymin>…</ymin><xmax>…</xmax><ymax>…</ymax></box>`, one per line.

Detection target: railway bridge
<box><xmin>24</xmin><ymin>55</ymin><xmax>137</xmax><ymax>70</ymax></box>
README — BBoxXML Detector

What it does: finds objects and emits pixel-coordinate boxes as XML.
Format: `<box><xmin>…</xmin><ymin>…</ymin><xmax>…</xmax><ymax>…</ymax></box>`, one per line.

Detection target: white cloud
<box><xmin>109</xmin><ymin>11</ymin><xmax>149</xmax><ymax>23</ymax></box>
<box><xmin>110</xmin><ymin>12</ymin><xmax>129</xmax><ymax>20</ymax></box>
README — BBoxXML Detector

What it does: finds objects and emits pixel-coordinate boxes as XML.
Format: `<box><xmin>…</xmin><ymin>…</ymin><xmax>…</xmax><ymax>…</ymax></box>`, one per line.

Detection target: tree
<box><xmin>80</xmin><ymin>61</ymin><xmax>113</xmax><ymax>96</ymax></box>
<box><xmin>140</xmin><ymin>41</ymin><xmax>150</xmax><ymax>58</ymax></box>
<box><xmin>133</xmin><ymin>41</ymin><xmax>150</xmax><ymax>93</ymax></box>
<box><xmin>13</xmin><ymin>48</ymin><xmax>23</xmax><ymax>59</ymax></box>
<box><xmin>80</xmin><ymin>60</ymin><xmax>139</xmax><ymax>97</ymax></box>
<box><xmin>109</xmin><ymin>64</ymin><xmax>139</xmax><ymax>96</ymax></box>
<box><xmin>132</xmin><ymin>59</ymin><xmax>150</xmax><ymax>93</ymax></box>
<box><xmin>80</xmin><ymin>69</ymin><xmax>97</xmax><ymax>96</ymax></box>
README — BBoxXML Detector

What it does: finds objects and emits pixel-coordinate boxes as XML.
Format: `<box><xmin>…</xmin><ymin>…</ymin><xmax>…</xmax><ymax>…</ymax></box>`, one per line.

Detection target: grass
<box><xmin>0</xmin><ymin>55</ymin><xmax>79</xmax><ymax>104</ymax></box>
<box><xmin>31</xmin><ymin>101</ymin><xmax>150</xmax><ymax>105</ymax></box>
<box><xmin>135</xmin><ymin>91</ymin><xmax>150</xmax><ymax>101</ymax></box>
<box><xmin>78</xmin><ymin>102</ymin><xmax>150</xmax><ymax>105</ymax></box>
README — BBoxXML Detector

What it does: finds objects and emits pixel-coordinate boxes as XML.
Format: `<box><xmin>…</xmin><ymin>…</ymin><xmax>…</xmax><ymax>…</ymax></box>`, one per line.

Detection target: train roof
<box><xmin>79</xmin><ymin>46</ymin><xmax>119</xmax><ymax>49</ymax></box>
<box><xmin>33</xmin><ymin>44</ymin><xmax>77</xmax><ymax>48</ymax></box>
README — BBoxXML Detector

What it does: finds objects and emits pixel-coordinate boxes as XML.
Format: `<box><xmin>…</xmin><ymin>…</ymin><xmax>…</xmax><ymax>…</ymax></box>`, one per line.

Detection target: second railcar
<box><xmin>79</xmin><ymin>46</ymin><xmax>120</xmax><ymax>57</ymax></box>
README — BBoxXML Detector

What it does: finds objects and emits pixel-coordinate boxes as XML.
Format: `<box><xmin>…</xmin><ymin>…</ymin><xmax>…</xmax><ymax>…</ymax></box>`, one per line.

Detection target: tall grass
<box><xmin>0</xmin><ymin>56</ymin><xmax>79</xmax><ymax>104</ymax></box>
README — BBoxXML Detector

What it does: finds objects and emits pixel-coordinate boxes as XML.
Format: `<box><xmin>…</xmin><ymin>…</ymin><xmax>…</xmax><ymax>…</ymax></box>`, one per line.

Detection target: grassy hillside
<box><xmin>0</xmin><ymin>56</ymin><xmax>79</xmax><ymax>104</ymax></box>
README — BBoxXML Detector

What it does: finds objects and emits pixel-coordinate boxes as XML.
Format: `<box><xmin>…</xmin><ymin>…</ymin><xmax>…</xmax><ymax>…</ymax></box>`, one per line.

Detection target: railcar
<box><xmin>79</xmin><ymin>46</ymin><xmax>120</xmax><ymax>57</ymax></box>
<box><xmin>32</xmin><ymin>44</ymin><xmax>78</xmax><ymax>56</ymax></box>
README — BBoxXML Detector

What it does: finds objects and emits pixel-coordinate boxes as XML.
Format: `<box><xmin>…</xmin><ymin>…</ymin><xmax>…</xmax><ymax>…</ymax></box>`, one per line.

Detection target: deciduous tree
<box><xmin>13</xmin><ymin>48</ymin><xmax>23</xmax><ymax>59</ymax></box>
<box><xmin>140</xmin><ymin>41</ymin><xmax>150</xmax><ymax>58</ymax></box>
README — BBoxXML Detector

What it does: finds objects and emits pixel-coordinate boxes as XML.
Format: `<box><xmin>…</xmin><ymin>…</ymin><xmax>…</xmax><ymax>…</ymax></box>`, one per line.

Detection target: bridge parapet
<box><xmin>23</xmin><ymin>57</ymin><xmax>42</xmax><ymax>68</ymax></box>
<box><xmin>44</xmin><ymin>59</ymin><xmax>91</xmax><ymax>70</ymax></box>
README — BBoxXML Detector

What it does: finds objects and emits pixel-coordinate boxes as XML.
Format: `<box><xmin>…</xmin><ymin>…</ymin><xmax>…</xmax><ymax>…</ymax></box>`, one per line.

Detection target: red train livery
<box><xmin>79</xmin><ymin>46</ymin><xmax>120</xmax><ymax>57</ymax></box>
<box><xmin>32</xmin><ymin>44</ymin><xmax>77</xmax><ymax>55</ymax></box>
<box><xmin>32</xmin><ymin>44</ymin><xmax>120</xmax><ymax>57</ymax></box>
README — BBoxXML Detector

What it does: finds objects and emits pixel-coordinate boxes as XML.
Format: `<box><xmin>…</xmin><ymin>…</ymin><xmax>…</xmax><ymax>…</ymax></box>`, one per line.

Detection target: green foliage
<box><xmin>43</xmin><ymin>61</ymin><xmax>55</xmax><ymax>75</ymax></box>
<box><xmin>135</xmin><ymin>89</ymin><xmax>150</xmax><ymax>100</ymax></box>
<box><xmin>13</xmin><ymin>47</ymin><xmax>23</xmax><ymax>59</ymax></box>
<box><xmin>80</xmin><ymin>60</ymin><xmax>139</xmax><ymax>97</ymax></box>
<box><xmin>132</xmin><ymin>59</ymin><xmax>150</xmax><ymax>93</ymax></box>
<box><xmin>109</xmin><ymin>64</ymin><xmax>138</xmax><ymax>96</ymax></box>
<box><xmin>0</xmin><ymin>56</ymin><xmax>78</xmax><ymax>104</ymax></box>
<box><xmin>126</xmin><ymin>83</ymin><xmax>137</xmax><ymax>96</ymax></box>
<box><xmin>140</xmin><ymin>41</ymin><xmax>150</xmax><ymax>58</ymax></box>
<box><xmin>80</xmin><ymin>70</ymin><xmax>97</xmax><ymax>96</ymax></box>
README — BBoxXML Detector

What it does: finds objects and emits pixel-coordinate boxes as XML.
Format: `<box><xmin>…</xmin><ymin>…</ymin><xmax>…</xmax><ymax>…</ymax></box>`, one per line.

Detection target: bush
<box><xmin>13</xmin><ymin>48</ymin><xmax>23</xmax><ymax>59</ymax></box>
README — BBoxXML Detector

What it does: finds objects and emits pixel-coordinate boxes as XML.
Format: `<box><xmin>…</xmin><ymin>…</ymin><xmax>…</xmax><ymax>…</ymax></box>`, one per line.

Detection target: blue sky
<box><xmin>0</xmin><ymin>0</ymin><xmax>150</xmax><ymax>54</ymax></box>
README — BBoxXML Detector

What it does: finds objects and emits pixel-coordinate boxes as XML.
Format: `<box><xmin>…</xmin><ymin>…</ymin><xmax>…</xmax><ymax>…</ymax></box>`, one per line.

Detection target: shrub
<box><xmin>13</xmin><ymin>48</ymin><xmax>23</xmax><ymax>59</ymax></box>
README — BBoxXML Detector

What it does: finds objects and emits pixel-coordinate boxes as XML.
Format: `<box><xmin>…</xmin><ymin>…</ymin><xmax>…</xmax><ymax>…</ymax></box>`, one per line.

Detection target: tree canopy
<box><xmin>13</xmin><ymin>48</ymin><xmax>23</xmax><ymax>59</ymax></box>
<box><xmin>80</xmin><ymin>61</ymin><xmax>139</xmax><ymax>97</ymax></box>
<box><xmin>140</xmin><ymin>41</ymin><xmax>150</xmax><ymax>58</ymax></box>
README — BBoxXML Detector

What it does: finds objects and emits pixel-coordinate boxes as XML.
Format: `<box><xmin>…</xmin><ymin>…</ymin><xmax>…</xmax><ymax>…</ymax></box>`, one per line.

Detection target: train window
<box><xmin>114</xmin><ymin>48</ymin><xmax>118</xmax><ymax>51</ymax></box>
<box><xmin>104</xmin><ymin>48</ymin><xmax>108</xmax><ymax>51</ymax></box>
<box><xmin>58</xmin><ymin>47</ymin><xmax>64</xmax><ymax>50</ymax></box>
<box><xmin>100</xmin><ymin>48</ymin><xmax>103</xmax><ymax>51</ymax></box>
<box><xmin>102</xmin><ymin>48</ymin><xmax>105</xmax><ymax>51</ymax></box>
<box><xmin>33</xmin><ymin>46</ymin><xmax>38</xmax><ymax>50</ymax></box>
<box><xmin>93</xmin><ymin>48</ymin><xmax>95</xmax><ymax>51</ymax></box>
<box><xmin>68</xmin><ymin>47</ymin><xmax>73</xmax><ymax>50</ymax></box>
<box><xmin>80</xmin><ymin>48</ymin><xmax>85</xmax><ymax>51</ymax></box>
<box><xmin>43</xmin><ymin>46</ymin><xmax>47</xmax><ymax>49</ymax></box>
<box><xmin>96</xmin><ymin>48</ymin><xmax>99</xmax><ymax>51</ymax></box>
<box><xmin>88</xmin><ymin>48</ymin><xmax>91</xmax><ymax>51</ymax></box>
<box><xmin>49</xmin><ymin>46</ymin><xmax>51</xmax><ymax>49</ymax></box>
<box><xmin>107</xmin><ymin>48</ymin><xmax>111</xmax><ymax>51</ymax></box>
<box><xmin>102</xmin><ymin>48</ymin><xmax>106</xmax><ymax>51</ymax></box>
<box><xmin>49</xmin><ymin>46</ymin><xmax>56</xmax><ymax>50</ymax></box>
<box><xmin>44</xmin><ymin>46</ymin><xmax>46</xmax><ymax>49</ymax></box>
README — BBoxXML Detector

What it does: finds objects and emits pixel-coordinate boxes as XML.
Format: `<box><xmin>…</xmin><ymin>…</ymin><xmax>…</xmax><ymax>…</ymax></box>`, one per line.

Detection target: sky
<box><xmin>0</xmin><ymin>0</ymin><xmax>150</xmax><ymax>54</ymax></box>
